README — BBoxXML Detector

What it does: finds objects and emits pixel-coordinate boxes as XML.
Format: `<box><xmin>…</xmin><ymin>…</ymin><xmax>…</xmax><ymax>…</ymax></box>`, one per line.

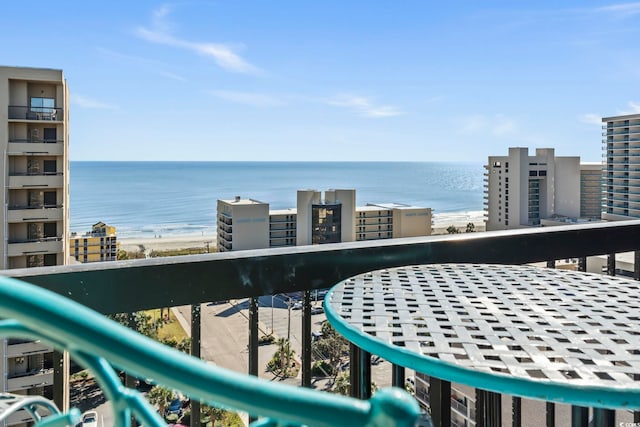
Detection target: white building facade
<box><xmin>602</xmin><ymin>113</ymin><xmax>640</xmax><ymax>220</ymax></box>
<box><xmin>484</xmin><ymin>147</ymin><xmax>582</xmax><ymax>231</ymax></box>
<box><xmin>217</xmin><ymin>189</ymin><xmax>432</xmax><ymax>251</ymax></box>
<box><xmin>0</xmin><ymin>66</ymin><xmax>69</xmax><ymax>425</ymax></box>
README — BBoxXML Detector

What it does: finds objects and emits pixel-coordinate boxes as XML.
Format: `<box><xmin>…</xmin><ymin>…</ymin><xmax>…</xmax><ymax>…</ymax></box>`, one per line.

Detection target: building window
<box><xmin>44</xmin><ymin>254</ymin><xmax>56</xmax><ymax>266</ymax></box>
<box><xmin>30</xmin><ymin>97</ymin><xmax>55</xmax><ymax>114</ymax></box>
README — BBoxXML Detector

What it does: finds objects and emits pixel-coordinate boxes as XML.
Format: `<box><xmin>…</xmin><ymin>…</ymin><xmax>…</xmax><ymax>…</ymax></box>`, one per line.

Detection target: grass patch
<box><xmin>149</xmin><ymin>248</ymin><xmax>210</xmax><ymax>257</ymax></box>
<box><xmin>144</xmin><ymin>309</ymin><xmax>188</xmax><ymax>341</ymax></box>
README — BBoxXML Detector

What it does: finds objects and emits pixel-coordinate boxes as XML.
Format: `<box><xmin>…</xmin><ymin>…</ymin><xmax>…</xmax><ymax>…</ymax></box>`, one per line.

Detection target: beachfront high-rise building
<box><xmin>69</xmin><ymin>222</ymin><xmax>118</xmax><ymax>263</ymax></box>
<box><xmin>0</xmin><ymin>66</ymin><xmax>69</xmax><ymax>269</ymax></box>
<box><xmin>217</xmin><ymin>189</ymin><xmax>432</xmax><ymax>252</ymax></box>
<box><xmin>0</xmin><ymin>66</ymin><xmax>69</xmax><ymax>425</ymax></box>
<box><xmin>484</xmin><ymin>147</ymin><xmax>587</xmax><ymax>231</ymax></box>
<box><xmin>602</xmin><ymin>113</ymin><xmax>640</xmax><ymax>220</ymax></box>
<box><xmin>217</xmin><ymin>197</ymin><xmax>270</xmax><ymax>251</ymax></box>
<box><xmin>580</xmin><ymin>163</ymin><xmax>603</xmax><ymax>220</ymax></box>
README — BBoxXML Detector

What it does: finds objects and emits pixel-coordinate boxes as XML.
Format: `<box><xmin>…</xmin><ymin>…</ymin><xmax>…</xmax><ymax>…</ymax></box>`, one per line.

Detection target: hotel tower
<box><xmin>0</xmin><ymin>66</ymin><xmax>69</xmax><ymax>426</ymax></box>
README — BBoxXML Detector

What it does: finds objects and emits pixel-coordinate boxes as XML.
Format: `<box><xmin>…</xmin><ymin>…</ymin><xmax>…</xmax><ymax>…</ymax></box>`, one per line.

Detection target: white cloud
<box><xmin>135</xmin><ymin>5</ymin><xmax>258</xmax><ymax>74</ymax></box>
<box><xmin>579</xmin><ymin>113</ymin><xmax>603</xmax><ymax>125</ymax></box>
<box><xmin>72</xmin><ymin>94</ymin><xmax>115</xmax><ymax>110</ymax></box>
<box><xmin>619</xmin><ymin>101</ymin><xmax>640</xmax><ymax>114</ymax></box>
<box><xmin>158</xmin><ymin>71</ymin><xmax>186</xmax><ymax>82</ymax></box>
<box><xmin>97</xmin><ymin>47</ymin><xmax>186</xmax><ymax>82</ymax></box>
<box><xmin>210</xmin><ymin>90</ymin><xmax>284</xmax><ymax>107</ymax></box>
<box><xmin>458</xmin><ymin>114</ymin><xmax>517</xmax><ymax>136</ymax></box>
<box><xmin>492</xmin><ymin>114</ymin><xmax>516</xmax><ymax>136</ymax></box>
<box><xmin>326</xmin><ymin>94</ymin><xmax>404</xmax><ymax>118</ymax></box>
<box><xmin>596</xmin><ymin>2</ymin><xmax>640</xmax><ymax>16</ymax></box>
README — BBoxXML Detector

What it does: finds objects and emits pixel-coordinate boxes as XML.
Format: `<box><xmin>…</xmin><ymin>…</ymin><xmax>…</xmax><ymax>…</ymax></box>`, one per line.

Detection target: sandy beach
<box><xmin>119</xmin><ymin>235</ymin><xmax>217</xmax><ymax>254</ymax></box>
<box><xmin>118</xmin><ymin>212</ymin><xmax>485</xmax><ymax>253</ymax></box>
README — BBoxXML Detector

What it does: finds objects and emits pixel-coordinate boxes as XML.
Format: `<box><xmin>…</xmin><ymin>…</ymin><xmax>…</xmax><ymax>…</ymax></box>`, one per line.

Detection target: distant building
<box><xmin>217</xmin><ymin>189</ymin><xmax>432</xmax><ymax>252</ymax></box>
<box><xmin>0</xmin><ymin>65</ymin><xmax>69</xmax><ymax>425</ymax></box>
<box><xmin>580</xmin><ymin>163</ymin><xmax>603</xmax><ymax>220</ymax></box>
<box><xmin>69</xmin><ymin>222</ymin><xmax>118</xmax><ymax>263</ymax></box>
<box><xmin>602</xmin><ymin>113</ymin><xmax>640</xmax><ymax>220</ymax></box>
<box><xmin>484</xmin><ymin>147</ymin><xmax>599</xmax><ymax>231</ymax></box>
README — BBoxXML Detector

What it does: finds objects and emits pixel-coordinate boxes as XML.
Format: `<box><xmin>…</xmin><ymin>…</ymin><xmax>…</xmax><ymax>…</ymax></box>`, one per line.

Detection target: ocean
<box><xmin>70</xmin><ymin>161</ymin><xmax>485</xmax><ymax>238</ymax></box>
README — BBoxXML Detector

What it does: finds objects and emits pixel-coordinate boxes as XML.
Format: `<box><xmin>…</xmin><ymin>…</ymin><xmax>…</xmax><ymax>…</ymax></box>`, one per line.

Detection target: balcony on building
<box><xmin>6</xmin><ymin>339</ymin><xmax>53</xmax><ymax>357</ymax></box>
<box><xmin>7</xmin><ymin>138</ymin><xmax>64</xmax><ymax>157</ymax></box>
<box><xmin>8</xmin><ymin>106</ymin><xmax>63</xmax><ymax>122</ymax></box>
<box><xmin>7</xmin><ymin>204</ymin><xmax>64</xmax><ymax>223</ymax></box>
<box><xmin>7</xmin><ymin>368</ymin><xmax>54</xmax><ymax>392</ymax></box>
<box><xmin>7</xmin><ymin>238</ymin><xmax>63</xmax><ymax>257</ymax></box>
<box><xmin>7</xmin><ymin>173</ymin><xmax>64</xmax><ymax>189</ymax></box>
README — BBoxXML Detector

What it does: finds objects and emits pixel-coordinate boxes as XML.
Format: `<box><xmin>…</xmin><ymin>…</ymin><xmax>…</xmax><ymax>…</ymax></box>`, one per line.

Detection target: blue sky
<box><xmin>2</xmin><ymin>1</ymin><xmax>639</xmax><ymax>162</ymax></box>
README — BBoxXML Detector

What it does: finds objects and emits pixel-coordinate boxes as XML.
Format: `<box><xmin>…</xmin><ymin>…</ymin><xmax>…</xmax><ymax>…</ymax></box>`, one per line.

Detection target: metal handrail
<box><xmin>0</xmin><ymin>393</ymin><xmax>79</xmax><ymax>426</ymax></box>
<box><xmin>0</xmin><ymin>275</ymin><xmax>421</xmax><ymax>427</ymax></box>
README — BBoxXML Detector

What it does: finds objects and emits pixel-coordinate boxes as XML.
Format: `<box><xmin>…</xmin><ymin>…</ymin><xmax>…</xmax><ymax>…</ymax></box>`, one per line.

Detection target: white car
<box><xmin>81</xmin><ymin>411</ymin><xmax>99</xmax><ymax>427</ymax></box>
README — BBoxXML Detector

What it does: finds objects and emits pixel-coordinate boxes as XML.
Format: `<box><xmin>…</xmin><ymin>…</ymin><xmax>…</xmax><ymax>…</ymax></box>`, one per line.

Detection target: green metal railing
<box><xmin>5</xmin><ymin>220</ymin><xmax>640</xmax><ymax>426</ymax></box>
<box><xmin>0</xmin><ymin>275</ymin><xmax>421</xmax><ymax>427</ymax></box>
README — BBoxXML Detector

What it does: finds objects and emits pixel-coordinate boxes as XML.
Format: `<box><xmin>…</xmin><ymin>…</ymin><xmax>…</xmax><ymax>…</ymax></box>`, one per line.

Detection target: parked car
<box><xmin>291</xmin><ymin>301</ymin><xmax>303</xmax><ymax>310</ymax></box>
<box><xmin>166</xmin><ymin>398</ymin><xmax>183</xmax><ymax>416</ymax></box>
<box><xmin>81</xmin><ymin>411</ymin><xmax>98</xmax><ymax>427</ymax></box>
<box><xmin>310</xmin><ymin>306</ymin><xmax>324</xmax><ymax>315</ymax></box>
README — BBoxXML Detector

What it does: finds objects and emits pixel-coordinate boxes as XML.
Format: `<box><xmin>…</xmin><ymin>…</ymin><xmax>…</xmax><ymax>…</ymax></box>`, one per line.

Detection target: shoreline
<box><xmin>118</xmin><ymin>211</ymin><xmax>486</xmax><ymax>253</ymax></box>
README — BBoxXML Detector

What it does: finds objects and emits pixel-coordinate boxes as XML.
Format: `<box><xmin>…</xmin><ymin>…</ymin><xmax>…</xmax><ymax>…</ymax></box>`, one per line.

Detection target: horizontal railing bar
<box><xmin>6</xmin><ymin>220</ymin><xmax>640</xmax><ymax>314</ymax></box>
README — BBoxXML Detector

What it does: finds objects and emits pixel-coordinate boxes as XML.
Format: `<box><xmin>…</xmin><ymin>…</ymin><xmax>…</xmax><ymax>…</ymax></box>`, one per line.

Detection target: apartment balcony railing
<box><xmin>7</xmin><ymin>139</ymin><xmax>64</xmax><ymax>156</ymax></box>
<box><xmin>7</xmin><ymin>237</ymin><xmax>63</xmax><ymax>257</ymax></box>
<box><xmin>8</xmin><ymin>138</ymin><xmax>64</xmax><ymax>144</ymax></box>
<box><xmin>7</xmin><ymin>106</ymin><xmax>63</xmax><ymax>121</ymax></box>
<box><xmin>7</xmin><ymin>173</ymin><xmax>64</xmax><ymax>189</ymax></box>
<box><xmin>4</xmin><ymin>221</ymin><xmax>640</xmax><ymax>426</ymax></box>
<box><xmin>7</xmin><ymin>205</ymin><xmax>63</xmax><ymax>223</ymax></box>
<box><xmin>6</xmin><ymin>368</ymin><xmax>54</xmax><ymax>392</ymax></box>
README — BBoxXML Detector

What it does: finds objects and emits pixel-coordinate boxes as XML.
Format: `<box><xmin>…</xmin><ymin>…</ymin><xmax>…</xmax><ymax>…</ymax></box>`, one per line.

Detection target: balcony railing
<box><xmin>8</xmin><ymin>106</ymin><xmax>63</xmax><ymax>121</ymax></box>
<box><xmin>9</xmin><ymin>138</ymin><xmax>63</xmax><ymax>144</ymax></box>
<box><xmin>4</xmin><ymin>221</ymin><xmax>640</xmax><ymax>426</ymax></box>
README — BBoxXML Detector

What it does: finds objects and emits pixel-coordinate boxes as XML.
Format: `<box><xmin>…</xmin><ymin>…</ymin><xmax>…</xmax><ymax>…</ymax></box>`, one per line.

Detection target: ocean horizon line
<box><xmin>69</xmin><ymin>160</ymin><xmax>485</xmax><ymax>164</ymax></box>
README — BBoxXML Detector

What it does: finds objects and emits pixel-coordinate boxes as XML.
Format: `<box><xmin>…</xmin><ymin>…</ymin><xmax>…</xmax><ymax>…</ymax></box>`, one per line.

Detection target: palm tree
<box><xmin>147</xmin><ymin>385</ymin><xmax>174</xmax><ymax>416</ymax></box>
<box><xmin>270</xmin><ymin>338</ymin><xmax>296</xmax><ymax>377</ymax></box>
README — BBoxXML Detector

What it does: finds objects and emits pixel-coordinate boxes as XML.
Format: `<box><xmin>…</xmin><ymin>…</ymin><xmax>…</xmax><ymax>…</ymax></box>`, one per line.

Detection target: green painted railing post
<box><xmin>360</xmin><ymin>349</ymin><xmax>371</xmax><ymax>400</ymax></box>
<box><xmin>349</xmin><ymin>343</ymin><xmax>360</xmax><ymax>398</ymax></box>
<box><xmin>476</xmin><ymin>389</ymin><xmax>485</xmax><ymax>427</ymax></box>
<box><xmin>125</xmin><ymin>311</ymin><xmax>138</xmax><ymax>427</ymax></box>
<box><xmin>592</xmin><ymin>408</ymin><xmax>615</xmax><ymax>426</ymax></box>
<box><xmin>546</xmin><ymin>402</ymin><xmax>555</xmax><ymax>427</ymax></box>
<box><xmin>191</xmin><ymin>304</ymin><xmax>201</xmax><ymax>427</ymax></box>
<box><xmin>302</xmin><ymin>290</ymin><xmax>311</xmax><ymax>388</ymax></box>
<box><xmin>512</xmin><ymin>396</ymin><xmax>521</xmax><ymax>427</ymax></box>
<box><xmin>248</xmin><ymin>297</ymin><xmax>259</xmax><ymax>424</ymax></box>
<box><xmin>391</xmin><ymin>364</ymin><xmax>405</xmax><ymax>388</ymax></box>
<box><xmin>608</xmin><ymin>253</ymin><xmax>616</xmax><ymax>276</ymax></box>
<box><xmin>429</xmin><ymin>378</ymin><xmax>451</xmax><ymax>427</ymax></box>
<box><xmin>125</xmin><ymin>312</ymin><xmax>138</xmax><ymax>389</ymax></box>
<box><xmin>52</xmin><ymin>350</ymin><xmax>69</xmax><ymax>413</ymax></box>
<box><xmin>571</xmin><ymin>405</ymin><xmax>588</xmax><ymax>427</ymax></box>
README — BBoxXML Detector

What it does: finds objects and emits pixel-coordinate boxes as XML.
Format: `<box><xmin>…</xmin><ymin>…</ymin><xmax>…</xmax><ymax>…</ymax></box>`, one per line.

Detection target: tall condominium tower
<box><xmin>484</xmin><ymin>147</ymin><xmax>582</xmax><ymax>230</ymax></box>
<box><xmin>0</xmin><ymin>66</ymin><xmax>69</xmax><ymax>426</ymax></box>
<box><xmin>602</xmin><ymin>113</ymin><xmax>640</xmax><ymax>220</ymax></box>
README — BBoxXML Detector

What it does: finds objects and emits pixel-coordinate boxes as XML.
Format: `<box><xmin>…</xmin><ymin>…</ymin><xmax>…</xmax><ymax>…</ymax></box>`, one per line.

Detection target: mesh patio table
<box><xmin>324</xmin><ymin>263</ymin><xmax>640</xmax><ymax>426</ymax></box>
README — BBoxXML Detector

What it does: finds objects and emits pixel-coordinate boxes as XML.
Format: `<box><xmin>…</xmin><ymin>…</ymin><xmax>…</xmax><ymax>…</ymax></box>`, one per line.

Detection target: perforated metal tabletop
<box><xmin>324</xmin><ymin>263</ymin><xmax>640</xmax><ymax>409</ymax></box>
